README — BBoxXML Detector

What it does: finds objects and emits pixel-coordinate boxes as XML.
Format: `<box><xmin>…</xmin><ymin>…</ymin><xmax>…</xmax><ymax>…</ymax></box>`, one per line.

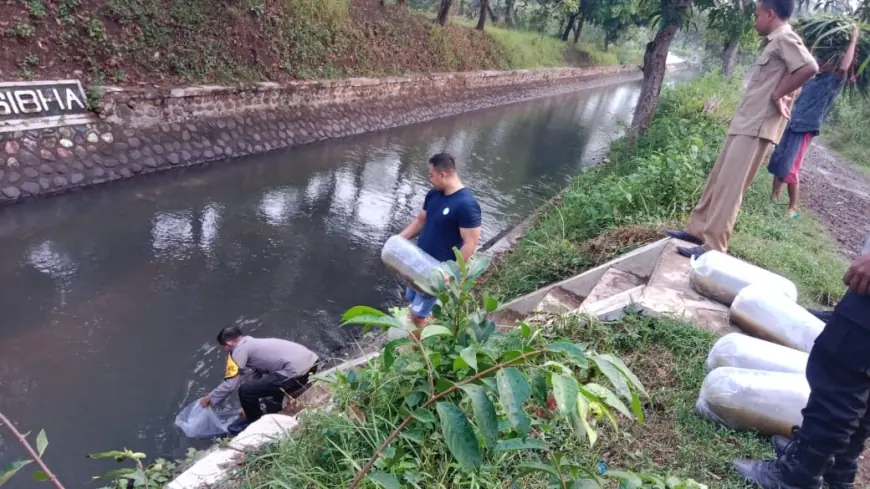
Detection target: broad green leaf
<box><xmin>467</xmin><ymin>254</ymin><xmax>491</xmax><ymax>282</ymax></box>
<box><xmin>520</xmin><ymin>322</ymin><xmax>531</xmax><ymax>338</ymax></box>
<box><xmin>420</xmin><ymin>325</ymin><xmax>452</xmax><ymax>339</ymax></box>
<box><xmin>341</xmin><ymin>305</ymin><xmax>386</xmax><ymax>321</ymax></box>
<box><xmin>577</xmin><ymin>395</ymin><xmax>598</xmax><ymax>446</ymax></box>
<box><xmin>496</xmin><ymin>367</ymin><xmax>531</xmax><ymax>436</ymax></box>
<box><xmin>484</xmin><ymin>294</ymin><xmax>499</xmax><ymax>313</ymax></box>
<box><xmin>33</xmin><ymin>471</ymin><xmax>50</xmax><ymax>482</ymax></box>
<box><xmin>473</xmin><ymin>319</ymin><xmax>496</xmax><ymax>344</ymax></box>
<box><xmin>551</xmin><ymin>374</ymin><xmax>579</xmax><ymax>417</ymax></box>
<box><xmin>341</xmin><ymin>314</ymin><xmax>405</xmax><ymax>331</ymax></box>
<box><xmin>607</xmin><ymin>470</ymin><xmax>643</xmax><ymax>489</ymax></box>
<box><xmin>435</xmin><ymin>377</ymin><xmax>454</xmax><ymax>393</ymax></box>
<box><xmin>570</xmin><ymin>479</ymin><xmax>602</xmax><ymax>489</ymax></box>
<box><xmin>412</xmin><ymin>408</ymin><xmax>436</xmax><ymax>424</ymax></box>
<box><xmin>460</xmin><ymin>384</ymin><xmax>499</xmax><ymax>448</ymax></box>
<box><xmin>436</xmin><ymin>402</ymin><xmax>482</xmax><ymax>470</ymax></box>
<box><xmin>584</xmin><ymin>383</ymin><xmax>633</xmax><ymax>419</ymax></box>
<box><xmin>494</xmin><ymin>437</ymin><xmax>545</xmax><ymax>451</ymax></box>
<box><xmin>368</xmin><ymin>471</ymin><xmax>401</xmax><ymax>489</ymax></box>
<box><xmin>0</xmin><ymin>461</ymin><xmax>31</xmax><ymax>486</ymax></box>
<box><xmin>543</xmin><ymin>360</ymin><xmax>573</xmax><ymax>376</ymax></box>
<box><xmin>530</xmin><ymin>369</ymin><xmax>548</xmax><ymax>406</ymax></box>
<box><xmin>428</xmin><ymin>351</ymin><xmax>443</xmax><ymax>369</ymax></box>
<box><xmin>591</xmin><ymin>355</ymin><xmax>631</xmax><ymax>401</ymax></box>
<box><xmin>88</xmin><ymin>450</ymin><xmax>130</xmax><ymax>460</ymax></box>
<box><xmin>400</xmin><ymin>429</ymin><xmax>426</xmax><ymax>445</ymax></box>
<box><xmin>631</xmin><ymin>390</ymin><xmax>645</xmax><ymax>424</ymax></box>
<box><xmin>91</xmin><ymin>468</ymin><xmax>137</xmax><ymax>480</ymax></box>
<box><xmin>481</xmin><ymin>377</ymin><xmax>498</xmax><ymax>393</ymax></box>
<box><xmin>516</xmin><ymin>461</ymin><xmax>560</xmax><ymax>478</ymax></box>
<box><xmin>453</xmin><ymin>356</ymin><xmax>469</xmax><ymax>371</ymax></box>
<box><xmin>382</xmin><ymin>338</ymin><xmax>411</xmax><ymax>369</ymax></box>
<box><xmin>548</xmin><ymin>341</ymin><xmax>588</xmax><ymax>367</ymax></box>
<box><xmin>598</xmin><ymin>353</ymin><xmax>648</xmax><ymax>397</ymax></box>
<box><xmin>36</xmin><ymin>429</ymin><xmax>48</xmax><ymax>457</ymax></box>
<box><xmin>460</xmin><ymin>346</ymin><xmax>478</xmax><ymax>371</ymax></box>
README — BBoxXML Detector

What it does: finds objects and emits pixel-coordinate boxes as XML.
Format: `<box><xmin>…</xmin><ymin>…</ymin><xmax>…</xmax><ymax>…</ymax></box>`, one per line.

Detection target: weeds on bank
<box><xmin>483</xmin><ymin>71</ymin><xmax>847</xmax><ymax>308</ymax></box>
<box><xmin>822</xmin><ymin>94</ymin><xmax>870</xmax><ymax>174</ymax></box>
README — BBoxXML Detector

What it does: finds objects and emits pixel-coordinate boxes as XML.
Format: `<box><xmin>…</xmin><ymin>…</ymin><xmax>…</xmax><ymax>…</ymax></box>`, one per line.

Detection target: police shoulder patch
<box><xmin>224</xmin><ymin>355</ymin><xmax>240</xmax><ymax>380</ymax></box>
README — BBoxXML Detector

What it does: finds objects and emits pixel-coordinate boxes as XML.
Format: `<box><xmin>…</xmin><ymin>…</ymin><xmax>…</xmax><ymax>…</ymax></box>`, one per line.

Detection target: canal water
<box><xmin>0</xmin><ymin>74</ymin><xmax>686</xmax><ymax>486</ymax></box>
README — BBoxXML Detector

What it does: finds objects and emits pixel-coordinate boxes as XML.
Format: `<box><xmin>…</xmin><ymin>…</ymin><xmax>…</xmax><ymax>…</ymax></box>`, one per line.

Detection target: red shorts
<box><xmin>783</xmin><ymin>132</ymin><xmax>813</xmax><ymax>185</ymax></box>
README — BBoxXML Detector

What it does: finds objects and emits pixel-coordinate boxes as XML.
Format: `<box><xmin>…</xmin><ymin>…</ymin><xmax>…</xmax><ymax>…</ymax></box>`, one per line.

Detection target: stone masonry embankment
<box><xmin>0</xmin><ymin>64</ymin><xmax>684</xmax><ymax>204</ymax></box>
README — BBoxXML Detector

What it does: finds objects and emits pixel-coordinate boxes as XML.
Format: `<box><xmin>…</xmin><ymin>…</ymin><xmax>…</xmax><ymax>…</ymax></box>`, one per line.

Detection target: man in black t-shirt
<box><xmin>399</xmin><ymin>152</ymin><xmax>482</xmax><ymax>328</ymax></box>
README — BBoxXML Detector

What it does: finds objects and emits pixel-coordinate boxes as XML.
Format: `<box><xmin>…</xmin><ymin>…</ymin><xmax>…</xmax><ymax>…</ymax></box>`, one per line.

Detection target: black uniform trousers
<box><xmin>799</xmin><ymin>291</ymin><xmax>870</xmax><ymax>478</ymax></box>
<box><xmin>238</xmin><ymin>365</ymin><xmax>317</xmax><ymax>422</ymax></box>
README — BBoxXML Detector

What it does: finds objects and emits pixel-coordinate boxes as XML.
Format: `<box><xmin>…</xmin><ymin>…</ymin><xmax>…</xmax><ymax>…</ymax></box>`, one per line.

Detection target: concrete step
<box><xmin>579</xmin><ymin>284</ymin><xmax>646</xmax><ymax>321</ymax></box>
<box><xmin>583</xmin><ymin>267</ymin><xmax>645</xmax><ymax>305</ymax></box>
<box><xmin>533</xmin><ymin>286</ymin><xmax>586</xmax><ymax>315</ymax></box>
<box><xmin>637</xmin><ymin>239</ymin><xmax>737</xmax><ymax>335</ymax></box>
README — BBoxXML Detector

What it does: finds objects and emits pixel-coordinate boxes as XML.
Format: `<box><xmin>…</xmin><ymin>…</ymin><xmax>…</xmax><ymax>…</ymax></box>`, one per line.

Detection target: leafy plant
<box><xmin>89</xmin><ymin>448</ymin><xmax>197</xmax><ymax>489</ymax></box>
<box><xmin>0</xmin><ymin>412</ymin><xmax>63</xmax><ymax>488</ymax></box>
<box><xmin>332</xmin><ymin>250</ymin><xmax>675</xmax><ymax>488</ymax></box>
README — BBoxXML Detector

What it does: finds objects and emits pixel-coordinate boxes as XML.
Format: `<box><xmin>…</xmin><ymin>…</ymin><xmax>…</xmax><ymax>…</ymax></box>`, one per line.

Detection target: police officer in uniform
<box><xmin>734</xmin><ymin>247</ymin><xmax>870</xmax><ymax>489</ymax></box>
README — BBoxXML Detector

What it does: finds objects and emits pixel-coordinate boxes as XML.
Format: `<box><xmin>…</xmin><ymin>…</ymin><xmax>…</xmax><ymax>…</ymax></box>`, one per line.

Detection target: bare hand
<box><xmin>199</xmin><ymin>395</ymin><xmax>212</xmax><ymax>408</ymax></box>
<box><xmin>773</xmin><ymin>96</ymin><xmax>791</xmax><ymax>119</ymax></box>
<box><xmin>843</xmin><ymin>254</ymin><xmax>870</xmax><ymax>296</ymax></box>
<box><xmin>853</xmin><ymin>23</ymin><xmax>860</xmax><ymax>39</ymax></box>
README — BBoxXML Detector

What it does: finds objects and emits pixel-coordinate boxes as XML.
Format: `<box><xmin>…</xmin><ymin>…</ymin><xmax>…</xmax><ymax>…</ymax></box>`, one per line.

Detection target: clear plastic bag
<box><xmin>696</xmin><ymin>367</ymin><xmax>809</xmax><ymax>437</ymax></box>
<box><xmin>381</xmin><ymin>235</ymin><xmax>442</xmax><ymax>290</ymax></box>
<box><xmin>705</xmin><ymin>333</ymin><xmax>808</xmax><ymax>374</ymax></box>
<box><xmin>729</xmin><ymin>284</ymin><xmax>824</xmax><ymax>353</ymax></box>
<box><xmin>689</xmin><ymin>251</ymin><xmax>798</xmax><ymax>306</ymax></box>
<box><xmin>175</xmin><ymin>401</ymin><xmax>238</xmax><ymax>438</ymax></box>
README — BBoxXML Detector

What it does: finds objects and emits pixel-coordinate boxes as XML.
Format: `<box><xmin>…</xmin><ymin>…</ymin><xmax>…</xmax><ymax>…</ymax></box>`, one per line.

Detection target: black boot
<box><xmin>734</xmin><ymin>435</ymin><xmax>829</xmax><ymax>489</ymax></box>
<box><xmin>773</xmin><ymin>429</ymin><xmax>857</xmax><ymax>489</ymax></box>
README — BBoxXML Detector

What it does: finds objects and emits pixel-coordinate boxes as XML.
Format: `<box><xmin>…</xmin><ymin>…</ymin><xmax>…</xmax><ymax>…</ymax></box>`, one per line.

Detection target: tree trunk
<box><xmin>487</xmin><ymin>2</ymin><xmax>497</xmax><ymax>22</ymax></box>
<box><xmin>631</xmin><ymin>17</ymin><xmax>682</xmax><ymax>135</ymax></box>
<box><xmin>572</xmin><ymin>14</ymin><xmax>584</xmax><ymax>43</ymax></box>
<box><xmin>505</xmin><ymin>0</ymin><xmax>514</xmax><ymax>26</ymax></box>
<box><xmin>722</xmin><ymin>37</ymin><xmax>739</xmax><ymax>76</ymax></box>
<box><xmin>437</xmin><ymin>0</ymin><xmax>453</xmax><ymax>25</ymax></box>
<box><xmin>476</xmin><ymin>0</ymin><xmax>489</xmax><ymax>29</ymax></box>
<box><xmin>561</xmin><ymin>13</ymin><xmax>577</xmax><ymax>41</ymax></box>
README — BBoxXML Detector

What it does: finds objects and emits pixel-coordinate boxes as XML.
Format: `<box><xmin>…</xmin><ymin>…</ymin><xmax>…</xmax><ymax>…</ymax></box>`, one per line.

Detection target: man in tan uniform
<box><xmin>667</xmin><ymin>0</ymin><xmax>817</xmax><ymax>258</ymax></box>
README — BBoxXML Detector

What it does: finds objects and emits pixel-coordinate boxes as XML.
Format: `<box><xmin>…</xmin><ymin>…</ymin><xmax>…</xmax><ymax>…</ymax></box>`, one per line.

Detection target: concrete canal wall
<box><xmin>0</xmin><ymin>64</ymin><xmax>686</xmax><ymax>205</ymax></box>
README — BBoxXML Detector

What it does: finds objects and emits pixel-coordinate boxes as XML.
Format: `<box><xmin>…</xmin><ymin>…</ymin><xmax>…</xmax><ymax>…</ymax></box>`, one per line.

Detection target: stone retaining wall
<box><xmin>0</xmin><ymin>64</ymin><xmax>683</xmax><ymax>204</ymax></box>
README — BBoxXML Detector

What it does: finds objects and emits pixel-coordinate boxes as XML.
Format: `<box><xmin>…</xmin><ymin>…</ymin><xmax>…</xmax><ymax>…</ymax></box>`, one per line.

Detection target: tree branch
<box><xmin>346</xmin><ymin>349</ymin><xmax>543</xmax><ymax>489</ymax></box>
<box><xmin>0</xmin><ymin>411</ymin><xmax>65</xmax><ymax>489</ymax></box>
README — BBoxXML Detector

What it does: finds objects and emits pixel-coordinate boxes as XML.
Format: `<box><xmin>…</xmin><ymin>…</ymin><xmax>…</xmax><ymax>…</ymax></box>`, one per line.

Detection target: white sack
<box><xmin>381</xmin><ymin>235</ymin><xmax>441</xmax><ymax>289</ymax></box>
<box><xmin>730</xmin><ymin>284</ymin><xmax>824</xmax><ymax>353</ymax></box>
<box><xmin>689</xmin><ymin>251</ymin><xmax>798</xmax><ymax>306</ymax></box>
<box><xmin>706</xmin><ymin>333</ymin><xmax>808</xmax><ymax>374</ymax></box>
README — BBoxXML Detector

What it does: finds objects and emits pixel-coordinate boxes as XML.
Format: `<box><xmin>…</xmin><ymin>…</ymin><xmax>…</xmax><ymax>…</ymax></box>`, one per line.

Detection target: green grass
<box><xmin>820</xmin><ymin>93</ymin><xmax>870</xmax><ymax>174</ymax></box>
<box><xmin>482</xmin><ymin>72</ymin><xmax>847</xmax><ymax>308</ymax></box>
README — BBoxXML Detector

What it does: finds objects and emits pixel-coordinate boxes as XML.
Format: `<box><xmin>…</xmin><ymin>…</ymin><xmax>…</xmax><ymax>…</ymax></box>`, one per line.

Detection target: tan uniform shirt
<box><xmin>728</xmin><ymin>24</ymin><xmax>816</xmax><ymax>144</ymax></box>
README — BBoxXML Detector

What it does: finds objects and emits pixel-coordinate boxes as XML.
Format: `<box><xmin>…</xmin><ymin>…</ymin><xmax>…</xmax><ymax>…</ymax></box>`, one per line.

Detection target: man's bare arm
<box><xmin>772</xmin><ymin>63</ymin><xmax>819</xmax><ymax>101</ymax></box>
<box><xmin>459</xmin><ymin>226</ymin><xmax>482</xmax><ymax>261</ymax></box>
<box><xmin>400</xmin><ymin>211</ymin><xmax>427</xmax><ymax>240</ymax></box>
<box><xmin>840</xmin><ymin>24</ymin><xmax>860</xmax><ymax>73</ymax></box>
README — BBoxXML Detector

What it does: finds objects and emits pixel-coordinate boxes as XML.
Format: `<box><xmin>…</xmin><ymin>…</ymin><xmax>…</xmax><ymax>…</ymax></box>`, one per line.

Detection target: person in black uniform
<box><xmin>734</xmin><ymin>250</ymin><xmax>870</xmax><ymax>489</ymax></box>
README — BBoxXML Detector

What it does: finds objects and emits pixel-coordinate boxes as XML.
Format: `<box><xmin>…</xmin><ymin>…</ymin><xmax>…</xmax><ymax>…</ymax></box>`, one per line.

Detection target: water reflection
<box><xmin>0</xmin><ymin>76</ymin><xmax>674</xmax><ymax>486</ymax></box>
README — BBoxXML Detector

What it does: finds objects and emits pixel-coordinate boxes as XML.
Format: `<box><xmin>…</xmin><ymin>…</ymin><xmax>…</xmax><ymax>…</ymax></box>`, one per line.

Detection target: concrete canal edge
<box><xmin>0</xmin><ymin>64</ymin><xmax>686</xmax><ymax>205</ymax></box>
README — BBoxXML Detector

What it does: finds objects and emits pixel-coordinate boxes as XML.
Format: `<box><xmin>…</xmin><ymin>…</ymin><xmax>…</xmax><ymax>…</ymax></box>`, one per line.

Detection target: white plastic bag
<box><xmin>706</xmin><ymin>333</ymin><xmax>808</xmax><ymax>374</ymax></box>
<box><xmin>175</xmin><ymin>401</ymin><xmax>238</xmax><ymax>438</ymax></box>
<box><xmin>689</xmin><ymin>251</ymin><xmax>798</xmax><ymax>306</ymax></box>
<box><xmin>381</xmin><ymin>235</ymin><xmax>442</xmax><ymax>290</ymax></box>
<box><xmin>696</xmin><ymin>367</ymin><xmax>809</xmax><ymax>437</ymax></box>
<box><xmin>729</xmin><ymin>284</ymin><xmax>824</xmax><ymax>353</ymax></box>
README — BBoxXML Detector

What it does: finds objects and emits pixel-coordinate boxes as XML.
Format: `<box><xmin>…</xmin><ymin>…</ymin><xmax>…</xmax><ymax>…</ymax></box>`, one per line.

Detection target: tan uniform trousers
<box><xmin>686</xmin><ymin>134</ymin><xmax>772</xmax><ymax>253</ymax></box>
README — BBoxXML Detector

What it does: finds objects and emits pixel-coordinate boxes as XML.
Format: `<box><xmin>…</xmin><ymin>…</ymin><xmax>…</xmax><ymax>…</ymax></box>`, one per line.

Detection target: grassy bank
<box><xmin>821</xmin><ymin>93</ymin><xmax>870</xmax><ymax>174</ymax></box>
<box><xmin>482</xmin><ymin>72</ymin><xmax>847</xmax><ymax>308</ymax></box>
<box><xmin>1</xmin><ymin>0</ymin><xmax>636</xmax><ymax>86</ymax></box>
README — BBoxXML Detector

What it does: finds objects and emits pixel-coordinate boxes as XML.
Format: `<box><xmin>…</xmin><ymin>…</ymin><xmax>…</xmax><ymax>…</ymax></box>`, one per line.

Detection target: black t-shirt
<box><xmin>417</xmin><ymin>188</ymin><xmax>482</xmax><ymax>262</ymax></box>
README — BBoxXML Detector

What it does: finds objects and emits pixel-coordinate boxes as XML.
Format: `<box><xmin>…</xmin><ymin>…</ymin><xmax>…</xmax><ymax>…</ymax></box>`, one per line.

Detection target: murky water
<box><xmin>0</xmin><ymin>74</ymin><xmax>687</xmax><ymax>486</ymax></box>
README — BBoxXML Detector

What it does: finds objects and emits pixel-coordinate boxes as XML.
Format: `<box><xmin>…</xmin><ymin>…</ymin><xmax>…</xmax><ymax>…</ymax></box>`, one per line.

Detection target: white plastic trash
<box><xmin>729</xmin><ymin>284</ymin><xmax>824</xmax><ymax>353</ymax></box>
<box><xmin>689</xmin><ymin>251</ymin><xmax>798</xmax><ymax>306</ymax></box>
<box><xmin>381</xmin><ymin>235</ymin><xmax>442</xmax><ymax>291</ymax></box>
<box><xmin>696</xmin><ymin>367</ymin><xmax>809</xmax><ymax>437</ymax></box>
<box><xmin>175</xmin><ymin>401</ymin><xmax>238</xmax><ymax>438</ymax></box>
<box><xmin>706</xmin><ymin>333</ymin><xmax>809</xmax><ymax>374</ymax></box>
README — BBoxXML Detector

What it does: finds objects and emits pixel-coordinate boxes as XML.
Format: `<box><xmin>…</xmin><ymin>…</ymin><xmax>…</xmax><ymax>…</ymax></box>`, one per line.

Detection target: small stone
<box><xmin>39</xmin><ymin>178</ymin><xmax>51</xmax><ymax>190</ymax></box>
<box><xmin>59</xmin><ymin>127</ymin><xmax>72</xmax><ymax>138</ymax></box>
<box><xmin>181</xmin><ymin>150</ymin><xmax>192</xmax><ymax>161</ymax></box>
<box><xmin>70</xmin><ymin>161</ymin><xmax>84</xmax><ymax>171</ymax></box>
<box><xmin>87</xmin><ymin>132</ymin><xmax>99</xmax><ymax>144</ymax></box>
<box><xmin>1</xmin><ymin>186</ymin><xmax>20</xmax><ymax>199</ymax></box>
<box><xmin>6</xmin><ymin>157</ymin><xmax>19</xmax><ymax>168</ymax></box>
<box><xmin>23</xmin><ymin>168</ymin><xmax>38</xmax><ymax>179</ymax></box>
<box><xmin>130</xmin><ymin>149</ymin><xmax>142</xmax><ymax>160</ymax></box>
<box><xmin>22</xmin><ymin>138</ymin><xmax>37</xmax><ymax>151</ymax></box>
<box><xmin>4</xmin><ymin>141</ymin><xmax>20</xmax><ymax>155</ymax></box>
<box><xmin>20</xmin><ymin>181</ymin><xmax>40</xmax><ymax>195</ymax></box>
<box><xmin>87</xmin><ymin>145</ymin><xmax>98</xmax><ymax>153</ymax></box>
<box><xmin>57</xmin><ymin>148</ymin><xmax>73</xmax><ymax>159</ymax></box>
<box><xmin>118</xmin><ymin>154</ymin><xmax>128</xmax><ymax>165</ymax></box>
<box><xmin>153</xmin><ymin>145</ymin><xmax>164</xmax><ymax>155</ymax></box>
<box><xmin>59</xmin><ymin>138</ymin><xmax>74</xmax><ymax>148</ymax></box>
<box><xmin>102</xmin><ymin>158</ymin><xmax>119</xmax><ymax>168</ymax></box>
<box><xmin>100</xmin><ymin>133</ymin><xmax>114</xmax><ymax>144</ymax></box>
<box><xmin>128</xmin><ymin>137</ymin><xmax>141</xmax><ymax>148</ymax></box>
<box><xmin>39</xmin><ymin>164</ymin><xmax>54</xmax><ymax>174</ymax></box>
<box><xmin>204</xmin><ymin>150</ymin><xmax>215</xmax><ymax>158</ymax></box>
<box><xmin>143</xmin><ymin>157</ymin><xmax>157</xmax><ymax>168</ymax></box>
<box><xmin>91</xmin><ymin>167</ymin><xmax>106</xmax><ymax>178</ymax></box>
<box><xmin>130</xmin><ymin>163</ymin><xmax>143</xmax><ymax>173</ymax></box>
<box><xmin>70</xmin><ymin>173</ymin><xmax>84</xmax><ymax>185</ymax></box>
<box><xmin>56</xmin><ymin>164</ymin><xmax>68</xmax><ymax>174</ymax></box>
<box><xmin>83</xmin><ymin>160</ymin><xmax>94</xmax><ymax>169</ymax></box>
<box><xmin>0</xmin><ymin>169</ymin><xmax>3</xmax><ymax>181</ymax></box>
<box><xmin>119</xmin><ymin>168</ymin><xmax>132</xmax><ymax>178</ymax></box>
<box><xmin>167</xmin><ymin>153</ymin><xmax>180</xmax><ymax>165</ymax></box>
<box><xmin>53</xmin><ymin>176</ymin><xmax>68</xmax><ymax>187</ymax></box>
<box><xmin>163</xmin><ymin>142</ymin><xmax>174</xmax><ymax>152</ymax></box>
<box><xmin>74</xmin><ymin>146</ymin><xmax>87</xmax><ymax>159</ymax></box>
<box><xmin>40</xmin><ymin>149</ymin><xmax>55</xmax><ymax>161</ymax></box>
<box><xmin>181</xmin><ymin>130</ymin><xmax>191</xmax><ymax>141</ymax></box>
<box><xmin>113</xmin><ymin>142</ymin><xmax>129</xmax><ymax>152</ymax></box>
